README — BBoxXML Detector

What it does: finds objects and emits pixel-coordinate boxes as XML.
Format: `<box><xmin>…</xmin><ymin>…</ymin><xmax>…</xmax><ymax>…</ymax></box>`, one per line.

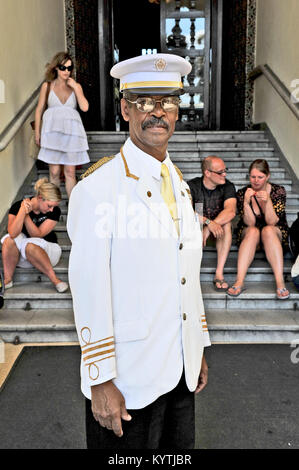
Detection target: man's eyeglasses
<box><xmin>58</xmin><ymin>64</ymin><xmax>73</xmax><ymax>72</ymax></box>
<box><xmin>126</xmin><ymin>96</ymin><xmax>181</xmax><ymax>113</ymax></box>
<box><xmin>208</xmin><ymin>168</ymin><xmax>228</xmax><ymax>175</ymax></box>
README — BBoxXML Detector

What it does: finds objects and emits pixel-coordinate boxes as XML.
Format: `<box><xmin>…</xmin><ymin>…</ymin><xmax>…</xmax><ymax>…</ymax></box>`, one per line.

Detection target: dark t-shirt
<box><xmin>9</xmin><ymin>199</ymin><xmax>61</xmax><ymax>243</ymax></box>
<box><xmin>187</xmin><ymin>176</ymin><xmax>236</xmax><ymax>220</ymax></box>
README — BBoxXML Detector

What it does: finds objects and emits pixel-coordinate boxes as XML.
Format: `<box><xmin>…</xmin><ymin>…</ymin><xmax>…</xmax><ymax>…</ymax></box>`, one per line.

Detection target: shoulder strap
<box><xmin>80</xmin><ymin>156</ymin><xmax>115</xmax><ymax>180</ymax></box>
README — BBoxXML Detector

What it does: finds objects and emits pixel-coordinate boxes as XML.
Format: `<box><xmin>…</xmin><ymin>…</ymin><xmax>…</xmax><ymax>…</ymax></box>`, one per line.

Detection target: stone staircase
<box><xmin>1</xmin><ymin>130</ymin><xmax>299</xmax><ymax>344</ymax></box>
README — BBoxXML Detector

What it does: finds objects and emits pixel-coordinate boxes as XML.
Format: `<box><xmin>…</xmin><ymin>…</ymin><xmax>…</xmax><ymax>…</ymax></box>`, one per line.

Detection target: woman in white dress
<box><xmin>35</xmin><ymin>51</ymin><xmax>90</xmax><ymax>198</ymax></box>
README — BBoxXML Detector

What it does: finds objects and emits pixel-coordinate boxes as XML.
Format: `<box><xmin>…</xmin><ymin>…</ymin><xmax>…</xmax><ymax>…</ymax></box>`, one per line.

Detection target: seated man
<box><xmin>188</xmin><ymin>155</ymin><xmax>236</xmax><ymax>291</ymax></box>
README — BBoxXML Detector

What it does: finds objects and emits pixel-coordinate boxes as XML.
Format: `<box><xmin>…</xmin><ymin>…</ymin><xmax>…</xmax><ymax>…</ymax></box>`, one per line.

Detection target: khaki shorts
<box><xmin>1</xmin><ymin>233</ymin><xmax>62</xmax><ymax>268</ymax></box>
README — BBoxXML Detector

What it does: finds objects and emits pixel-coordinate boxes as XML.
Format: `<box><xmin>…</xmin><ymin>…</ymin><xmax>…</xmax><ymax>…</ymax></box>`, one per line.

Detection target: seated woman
<box><xmin>227</xmin><ymin>159</ymin><xmax>289</xmax><ymax>300</ymax></box>
<box><xmin>1</xmin><ymin>178</ymin><xmax>68</xmax><ymax>293</ymax></box>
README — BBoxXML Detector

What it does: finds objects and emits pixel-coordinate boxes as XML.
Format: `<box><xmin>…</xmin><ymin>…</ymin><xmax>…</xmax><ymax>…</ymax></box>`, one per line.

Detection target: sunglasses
<box><xmin>208</xmin><ymin>168</ymin><xmax>228</xmax><ymax>175</ymax></box>
<box><xmin>126</xmin><ymin>96</ymin><xmax>181</xmax><ymax>113</ymax></box>
<box><xmin>57</xmin><ymin>64</ymin><xmax>73</xmax><ymax>72</ymax></box>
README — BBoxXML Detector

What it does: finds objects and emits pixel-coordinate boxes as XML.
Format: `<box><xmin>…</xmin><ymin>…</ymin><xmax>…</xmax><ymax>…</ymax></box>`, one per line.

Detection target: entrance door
<box><xmin>110</xmin><ymin>0</ymin><xmax>221</xmax><ymax>131</ymax></box>
<box><xmin>160</xmin><ymin>0</ymin><xmax>211</xmax><ymax>130</ymax></box>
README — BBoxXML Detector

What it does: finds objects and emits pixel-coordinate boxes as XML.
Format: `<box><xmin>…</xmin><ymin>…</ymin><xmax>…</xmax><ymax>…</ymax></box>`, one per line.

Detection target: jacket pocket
<box><xmin>114</xmin><ymin>318</ymin><xmax>149</xmax><ymax>343</ymax></box>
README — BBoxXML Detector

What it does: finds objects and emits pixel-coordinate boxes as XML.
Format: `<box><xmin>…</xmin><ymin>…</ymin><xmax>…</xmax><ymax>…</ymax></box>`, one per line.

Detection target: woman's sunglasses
<box><xmin>57</xmin><ymin>64</ymin><xmax>73</xmax><ymax>72</ymax></box>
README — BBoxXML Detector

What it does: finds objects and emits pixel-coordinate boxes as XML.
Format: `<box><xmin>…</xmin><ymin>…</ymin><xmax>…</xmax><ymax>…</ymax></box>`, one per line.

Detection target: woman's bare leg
<box><xmin>261</xmin><ymin>225</ymin><xmax>288</xmax><ymax>296</ymax></box>
<box><xmin>49</xmin><ymin>164</ymin><xmax>62</xmax><ymax>188</ymax></box>
<box><xmin>64</xmin><ymin>165</ymin><xmax>77</xmax><ymax>198</ymax></box>
<box><xmin>1</xmin><ymin>237</ymin><xmax>20</xmax><ymax>285</ymax></box>
<box><xmin>227</xmin><ymin>226</ymin><xmax>260</xmax><ymax>295</ymax></box>
<box><xmin>25</xmin><ymin>243</ymin><xmax>62</xmax><ymax>286</ymax></box>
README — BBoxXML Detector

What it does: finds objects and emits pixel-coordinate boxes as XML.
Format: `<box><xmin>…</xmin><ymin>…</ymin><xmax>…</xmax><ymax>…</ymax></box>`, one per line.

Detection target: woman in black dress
<box><xmin>227</xmin><ymin>159</ymin><xmax>289</xmax><ymax>299</ymax></box>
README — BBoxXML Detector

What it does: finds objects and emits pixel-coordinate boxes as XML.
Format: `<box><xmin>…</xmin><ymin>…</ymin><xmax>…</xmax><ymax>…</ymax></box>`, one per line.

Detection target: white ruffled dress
<box><xmin>37</xmin><ymin>88</ymin><xmax>90</xmax><ymax>165</ymax></box>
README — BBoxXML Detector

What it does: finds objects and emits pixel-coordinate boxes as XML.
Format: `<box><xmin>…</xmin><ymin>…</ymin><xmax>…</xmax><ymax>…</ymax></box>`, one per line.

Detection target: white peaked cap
<box><xmin>110</xmin><ymin>53</ymin><xmax>192</xmax><ymax>95</ymax></box>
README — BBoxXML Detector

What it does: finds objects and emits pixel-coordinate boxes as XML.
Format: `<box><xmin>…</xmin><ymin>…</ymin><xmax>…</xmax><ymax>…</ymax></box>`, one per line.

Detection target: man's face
<box><xmin>205</xmin><ymin>158</ymin><xmax>227</xmax><ymax>186</ymax></box>
<box><xmin>120</xmin><ymin>95</ymin><xmax>179</xmax><ymax>157</ymax></box>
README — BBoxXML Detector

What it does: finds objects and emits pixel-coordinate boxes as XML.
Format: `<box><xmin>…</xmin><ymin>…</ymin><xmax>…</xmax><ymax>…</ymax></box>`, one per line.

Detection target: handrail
<box><xmin>249</xmin><ymin>64</ymin><xmax>299</xmax><ymax>121</ymax></box>
<box><xmin>0</xmin><ymin>82</ymin><xmax>42</xmax><ymax>152</ymax></box>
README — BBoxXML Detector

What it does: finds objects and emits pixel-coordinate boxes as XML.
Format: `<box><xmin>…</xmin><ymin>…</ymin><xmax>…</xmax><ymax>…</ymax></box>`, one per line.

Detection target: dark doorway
<box><xmin>113</xmin><ymin>0</ymin><xmax>161</xmax><ymax>61</ymax></box>
<box><xmin>70</xmin><ymin>0</ymin><xmax>249</xmax><ymax>132</ymax></box>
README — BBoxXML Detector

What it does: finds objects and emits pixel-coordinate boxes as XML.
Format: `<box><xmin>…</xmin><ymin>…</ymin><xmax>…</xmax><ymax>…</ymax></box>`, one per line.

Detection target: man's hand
<box><xmin>195</xmin><ymin>355</ymin><xmax>208</xmax><ymax>394</ymax></box>
<box><xmin>206</xmin><ymin>220</ymin><xmax>224</xmax><ymax>239</ymax></box>
<box><xmin>91</xmin><ymin>380</ymin><xmax>132</xmax><ymax>437</ymax></box>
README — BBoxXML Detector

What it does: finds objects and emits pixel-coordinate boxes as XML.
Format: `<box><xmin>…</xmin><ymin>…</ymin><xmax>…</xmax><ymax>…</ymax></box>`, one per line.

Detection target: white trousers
<box><xmin>1</xmin><ymin>233</ymin><xmax>62</xmax><ymax>268</ymax></box>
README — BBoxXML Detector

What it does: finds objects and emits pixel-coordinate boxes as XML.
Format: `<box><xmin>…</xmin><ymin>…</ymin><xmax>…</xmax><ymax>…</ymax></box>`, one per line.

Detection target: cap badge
<box><xmin>155</xmin><ymin>58</ymin><xmax>167</xmax><ymax>71</ymax></box>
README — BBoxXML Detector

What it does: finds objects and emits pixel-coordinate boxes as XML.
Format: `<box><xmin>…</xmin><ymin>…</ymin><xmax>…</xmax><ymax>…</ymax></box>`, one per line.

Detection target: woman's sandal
<box><xmin>276</xmin><ymin>287</ymin><xmax>290</xmax><ymax>300</ymax></box>
<box><xmin>213</xmin><ymin>279</ymin><xmax>229</xmax><ymax>291</ymax></box>
<box><xmin>226</xmin><ymin>285</ymin><xmax>246</xmax><ymax>297</ymax></box>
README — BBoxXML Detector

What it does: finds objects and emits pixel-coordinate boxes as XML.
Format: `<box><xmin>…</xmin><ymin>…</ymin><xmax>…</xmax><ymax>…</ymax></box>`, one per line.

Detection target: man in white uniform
<box><xmin>67</xmin><ymin>53</ymin><xmax>211</xmax><ymax>449</ymax></box>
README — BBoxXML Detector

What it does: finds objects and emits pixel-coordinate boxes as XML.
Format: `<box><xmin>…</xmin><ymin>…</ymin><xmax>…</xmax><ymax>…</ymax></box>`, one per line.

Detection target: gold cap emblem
<box><xmin>155</xmin><ymin>58</ymin><xmax>167</xmax><ymax>71</ymax></box>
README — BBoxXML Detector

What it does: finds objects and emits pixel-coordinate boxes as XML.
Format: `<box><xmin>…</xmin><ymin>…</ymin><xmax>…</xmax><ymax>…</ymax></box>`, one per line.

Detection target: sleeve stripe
<box><xmin>82</xmin><ymin>340</ymin><xmax>115</xmax><ymax>355</ymax></box>
<box><xmin>81</xmin><ymin>335</ymin><xmax>114</xmax><ymax>350</ymax></box>
<box><xmin>83</xmin><ymin>347</ymin><xmax>116</xmax><ymax>363</ymax></box>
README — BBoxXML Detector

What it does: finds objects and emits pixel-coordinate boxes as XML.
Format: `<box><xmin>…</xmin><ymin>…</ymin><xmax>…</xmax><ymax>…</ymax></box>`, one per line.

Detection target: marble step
<box><xmin>87</xmin><ymin>147</ymin><xmax>276</xmax><ymax>159</ymax></box>
<box><xmin>0</xmin><ymin>308</ymin><xmax>77</xmax><ymax>343</ymax></box>
<box><xmin>0</xmin><ymin>306</ymin><xmax>298</xmax><ymax>344</ymax></box>
<box><xmin>37</xmin><ymin>166</ymin><xmax>286</xmax><ymax>179</ymax></box>
<box><xmin>201</xmin><ymin>281</ymin><xmax>299</xmax><ymax>310</ymax></box>
<box><xmin>2</xmin><ymin>281</ymin><xmax>298</xmax><ymax>311</ymax></box>
<box><xmin>0</xmin><ymin>255</ymin><xmax>294</xmax><ymax>284</ymax></box>
<box><xmin>86</xmin><ymin>131</ymin><xmax>267</xmax><ymax>143</ymax></box>
<box><xmin>31</xmin><ymin>177</ymin><xmax>294</xmax><ymax>191</ymax></box>
<box><xmin>205</xmin><ymin>308</ymin><xmax>299</xmax><ymax>343</ymax></box>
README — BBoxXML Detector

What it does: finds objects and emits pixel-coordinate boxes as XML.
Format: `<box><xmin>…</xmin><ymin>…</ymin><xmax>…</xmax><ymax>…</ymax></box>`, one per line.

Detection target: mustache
<box><xmin>142</xmin><ymin>116</ymin><xmax>169</xmax><ymax>130</ymax></box>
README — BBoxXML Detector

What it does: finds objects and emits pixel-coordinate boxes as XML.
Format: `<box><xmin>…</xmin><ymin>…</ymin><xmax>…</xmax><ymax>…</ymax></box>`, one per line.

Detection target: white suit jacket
<box><xmin>67</xmin><ymin>138</ymin><xmax>210</xmax><ymax>409</ymax></box>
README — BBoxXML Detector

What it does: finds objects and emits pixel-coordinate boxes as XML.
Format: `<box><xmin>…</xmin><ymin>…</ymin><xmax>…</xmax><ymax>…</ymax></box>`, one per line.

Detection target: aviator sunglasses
<box><xmin>57</xmin><ymin>64</ymin><xmax>73</xmax><ymax>72</ymax></box>
<box><xmin>126</xmin><ymin>96</ymin><xmax>181</xmax><ymax>113</ymax></box>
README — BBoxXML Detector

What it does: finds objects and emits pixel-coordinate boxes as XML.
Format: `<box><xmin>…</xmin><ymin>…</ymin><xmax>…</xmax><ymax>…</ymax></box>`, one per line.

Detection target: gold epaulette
<box><xmin>80</xmin><ymin>156</ymin><xmax>115</xmax><ymax>180</ymax></box>
<box><xmin>174</xmin><ymin>164</ymin><xmax>183</xmax><ymax>181</ymax></box>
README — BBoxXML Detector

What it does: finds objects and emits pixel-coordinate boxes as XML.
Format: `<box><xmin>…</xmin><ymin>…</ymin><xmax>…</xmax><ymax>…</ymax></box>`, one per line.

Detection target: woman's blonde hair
<box><xmin>34</xmin><ymin>178</ymin><xmax>62</xmax><ymax>202</ymax></box>
<box><xmin>45</xmin><ymin>51</ymin><xmax>74</xmax><ymax>82</ymax></box>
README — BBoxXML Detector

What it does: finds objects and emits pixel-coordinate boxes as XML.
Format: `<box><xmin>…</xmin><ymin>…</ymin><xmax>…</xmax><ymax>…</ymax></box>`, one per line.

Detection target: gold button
<box><xmin>147</xmin><ymin>191</ymin><xmax>152</xmax><ymax>197</ymax></box>
<box><xmin>181</xmin><ymin>278</ymin><xmax>186</xmax><ymax>285</ymax></box>
<box><xmin>181</xmin><ymin>191</ymin><xmax>185</xmax><ymax>197</ymax></box>
<box><xmin>183</xmin><ymin>313</ymin><xmax>187</xmax><ymax>321</ymax></box>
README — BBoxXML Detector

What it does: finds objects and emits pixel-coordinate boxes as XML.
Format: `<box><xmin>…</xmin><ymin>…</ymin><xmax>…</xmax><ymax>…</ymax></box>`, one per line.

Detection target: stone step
<box><xmin>31</xmin><ymin>177</ymin><xmax>294</xmax><ymax>192</ymax></box>
<box><xmin>201</xmin><ymin>281</ymin><xmax>299</xmax><ymax>310</ymax></box>
<box><xmin>87</xmin><ymin>146</ymin><xmax>275</xmax><ymax>158</ymax></box>
<box><xmin>2</xmin><ymin>280</ymin><xmax>298</xmax><ymax>311</ymax></box>
<box><xmin>200</xmin><ymin>258</ymin><xmax>294</xmax><ymax>282</ymax></box>
<box><xmin>2</xmin><ymin>283</ymin><xmax>72</xmax><ymax>309</ymax></box>
<box><xmin>205</xmin><ymin>308</ymin><xmax>299</xmax><ymax>343</ymax></box>
<box><xmin>0</xmin><ymin>306</ymin><xmax>298</xmax><ymax>344</ymax></box>
<box><xmin>0</xmin><ymin>308</ymin><xmax>77</xmax><ymax>343</ymax></box>
<box><xmin>37</xmin><ymin>166</ymin><xmax>287</xmax><ymax>179</ymax></box>
<box><xmin>86</xmin><ymin>131</ymin><xmax>267</xmax><ymax>144</ymax></box>
<box><xmin>1</xmin><ymin>255</ymin><xmax>295</xmax><ymax>284</ymax></box>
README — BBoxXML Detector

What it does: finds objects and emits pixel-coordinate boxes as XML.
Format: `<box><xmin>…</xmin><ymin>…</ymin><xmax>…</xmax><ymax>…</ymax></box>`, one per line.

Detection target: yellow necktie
<box><xmin>161</xmin><ymin>163</ymin><xmax>179</xmax><ymax>235</ymax></box>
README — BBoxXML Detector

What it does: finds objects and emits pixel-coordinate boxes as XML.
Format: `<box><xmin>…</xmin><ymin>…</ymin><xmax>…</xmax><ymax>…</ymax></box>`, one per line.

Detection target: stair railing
<box><xmin>249</xmin><ymin>64</ymin><xmax>299</xmax><ymax>121</ymax></box>
<box><xmin>0</xmin><ymin>82</ymin><xmax>42</xmax><ymax>152</ymax></box>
